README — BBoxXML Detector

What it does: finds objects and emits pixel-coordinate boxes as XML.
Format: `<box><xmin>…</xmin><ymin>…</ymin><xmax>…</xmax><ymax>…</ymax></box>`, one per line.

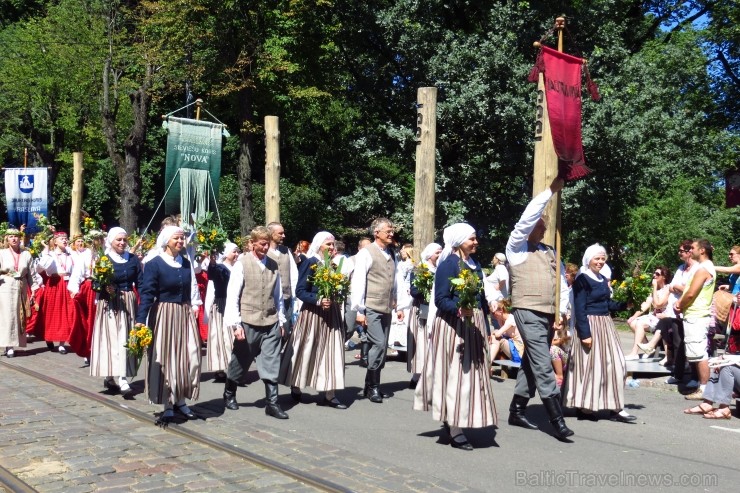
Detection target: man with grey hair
<box><xmin>351</xmin><ymin>219</ymin><xmax>402</xmax><ymax>403</ymax></box>
<box><xmin>266</xmin><ymin>222</ymin><xmax>298</xmax><ymax>339</ymax></box>
<box><xmin>506</xmin><ymin>177</ymin><xmax>572</xmax><ymax>440</ymax></box>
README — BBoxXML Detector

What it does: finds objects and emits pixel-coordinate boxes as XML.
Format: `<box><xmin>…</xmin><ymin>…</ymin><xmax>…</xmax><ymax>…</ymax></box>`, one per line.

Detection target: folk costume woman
<box><xmin>135</xmin><ymin>226</ymin><xmax>202</xmax><ymax>423</ymax></box>
<box><xmin>68</xmin><ymin>233</ymin><xmax>101</xmax><ymax>364</ymax></box>
<box><xmin>281</xmin><ymin>231</ymin><xmax>347</xmax><ymax>409</ymax></box>
<box><xmin>413</xmin><ymin>223</ymin><xmax>496</xmax><ymax>451</ymax></box>
<box><xmin>407</xmin><ymin>242</ymin><xmax>442</xmax><ymax>388</ymax></box>
<box><xmin>90</xmin><ymin>227</ymin><xmax>143</xmax><ymax>396</ymax></box>
<box><xmin>0</xmin><ymin>228</ymin><xmax>37</xmax><ymax>357</ymax></box>
<box><xmin>36</xmin><ymin>231</ymin><xmax>76</xmax><ymax>353</ymax></box>
<box><xmin>565</xmin><ymin>243</ymin><xmax>636</xmax><ymax>423</ymax></box>
<box><xmin>204</xmin><ymin>242</ymin><xmax>240</xmax><ymax>380</ymax></box>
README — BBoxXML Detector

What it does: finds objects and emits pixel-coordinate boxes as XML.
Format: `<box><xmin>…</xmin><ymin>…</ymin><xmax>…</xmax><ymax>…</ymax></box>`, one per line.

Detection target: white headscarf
<box><xmin>223</xmin><ymin>241</ymin><xmax>238</xmax><ymax>256</ymax></box>
<box><xmin>157</xmin><ymin>226</ymin><xmax>183</xmax><ymax>250</ymax></box>
<box><xmin>420</xmin><ymin>242</ymin><xmax>443</xmax><ymax>272</ymax></box>
<box><xmin>580</xmin><ymin>243</ymin><xmax>607</xmax><ymax>280</ymax></box>
<box><xmin>105</xmin><ymin>227</ymin><xmax>129</xmax><ymax>263</ymax></box>
<box><xmin>438</xmin><ymin>223</ymin><xmax>476</xmax><ymax>265</ymax></box>
<box><xmin>307</xmin><ymin>231</ymin><xmax>334</xmax><ymax>260</ymax></box>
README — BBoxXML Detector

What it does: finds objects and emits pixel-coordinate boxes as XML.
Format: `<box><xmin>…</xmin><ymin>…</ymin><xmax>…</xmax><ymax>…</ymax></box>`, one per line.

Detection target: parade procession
<box><xmin>0</xmin><ymin>3</ymin><xmax>738</xmax><ymax>492</ymax></box>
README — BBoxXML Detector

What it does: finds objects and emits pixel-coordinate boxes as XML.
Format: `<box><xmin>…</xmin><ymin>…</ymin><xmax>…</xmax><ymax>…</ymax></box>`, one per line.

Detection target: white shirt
<box><xmin>223</xmin><ymin>253</ymin><xmax>286</xmax><ymax>327</ymax></box>
<box><xmin>506</xmin><ymin>188</ymin><xmax>569</xmax><ymax>314</ymax></box>
<box><xmin>350</xmin><ymin>242</ymin><xmax>397</xmax><ymax>315</ymax></box>
<box><xmin>484</xmin><ymin>264</ymin><xmax>510</xmax><ymax>303</ymax></box>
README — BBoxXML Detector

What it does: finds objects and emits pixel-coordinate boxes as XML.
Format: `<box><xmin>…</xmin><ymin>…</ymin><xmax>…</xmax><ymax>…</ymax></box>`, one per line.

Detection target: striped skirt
<box><xmin>565</xmin><ymin>314</ymin><xmax>626</xmax><ymax>412</ymax></box>
<box><xmin>146</xmin><ymin>302</ymin><xmax>202</xmax><ymax>405</ymax></box>
<box><xmin>280</xmin><ymin>302</ymin><xmax>344</xmax><ymax>392</ymax></box>
<box><xmin>413</xmin><ymin>309</ymin><xmax>497</xmax><ymax>429</ymax></box>
<box><xmin>206</xmin><ymin>298</ymin><xmax>233</xmax><ymax>372</ymax></box>
<box><xmin>407</xmin><ymin>301</ymin><xmax>430</xmax><ymax>374</ymax></box>
<box><xmin>90</xmin><ymin>291</ymin><xmax>138</xmax><ymax>379</ymax></box>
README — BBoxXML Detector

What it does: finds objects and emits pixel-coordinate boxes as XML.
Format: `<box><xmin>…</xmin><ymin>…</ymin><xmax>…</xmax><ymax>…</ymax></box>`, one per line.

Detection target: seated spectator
<box><xmin>625</xmin><ymin>266</ymin><xmax>672</xmax><ymax>361</ymax></box>
<box><xmin>484</xmin><ymin>253</ymin><xmax>509</xmax><ymax>316</ymax></box>
<box><xmin>682</xmin><ymin>355</ymin><xmax>740</xmax><ymax>419</ymax></box>
<box><xmin>489</xmin><ymin>300</ymin><xmax>524</xmax><ymax>367</ymax></box>
<box><xmin>550</xmin><ymin>327</ymin><xmax>571</xmax><ymax>388</ymax></box>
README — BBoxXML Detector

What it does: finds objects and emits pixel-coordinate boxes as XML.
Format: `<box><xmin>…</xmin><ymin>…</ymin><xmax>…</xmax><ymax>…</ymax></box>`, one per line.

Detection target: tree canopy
<box><xmin>0</xmin><ymin>0</ymin><xmax>737</xmax><ymax>278</ymax></box>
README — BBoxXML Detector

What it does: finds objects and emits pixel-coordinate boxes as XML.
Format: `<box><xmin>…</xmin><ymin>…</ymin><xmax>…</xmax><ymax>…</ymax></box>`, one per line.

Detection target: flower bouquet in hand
<box><xmin>193</xmin><ymin>212</ymin><xmax>228</xmax><ymax>255</ymax></box>
<box><xmin>412</xmin><ymin>262</ymin><xmax>434</xmax><ymax>303</ymax></box>
<box><xmin>126</xmin><ymin>325</ymin><xmax>153</xmax><ymax>373</ymax></box>
<box><xmin>92</xmin><ymin>254</ymin><xmax>114</xmax><ymax>292</ymax></box>
<box><xmin>309</xmin><ymin>251</ymin><xmax>351</xmax><ymax>304</ymax></box>
<box><xmin>450</xmin><ymin>264</ymin><xmax>482</xmax><ymax>322</ymax></box>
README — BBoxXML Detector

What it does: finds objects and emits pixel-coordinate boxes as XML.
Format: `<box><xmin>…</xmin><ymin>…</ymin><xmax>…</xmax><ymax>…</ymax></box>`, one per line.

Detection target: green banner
<box><xmin>163</xmin><ymin>117</ymin><xmax>224</xmax><ymax>215</ymax></box>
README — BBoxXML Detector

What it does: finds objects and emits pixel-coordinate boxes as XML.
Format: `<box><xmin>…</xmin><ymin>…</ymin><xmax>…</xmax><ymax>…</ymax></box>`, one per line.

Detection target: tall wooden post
<box><xmin>70</xmin><ymin>152</ymin><xmax>84</xmax><ymax>237</ymax></box>
<box><xmin>264</xmin><ymin>116</ymin><xmax>281</xmax><ymax>224</ymax></box>
<box><xmin>413</xmin><ymin>87</ymin><xmax>437</xmax><ymax>250</ymax></box>
<box><xmin>533</xmin><ymin>16</ymin><xmax>565</xmax><ymax>316</ymax></box>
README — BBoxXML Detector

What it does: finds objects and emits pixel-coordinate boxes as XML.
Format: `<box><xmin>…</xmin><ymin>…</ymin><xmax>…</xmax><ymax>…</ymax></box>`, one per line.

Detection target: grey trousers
<box><xmin>703</xmin><ymin>365</ymin><xmax>740</xmax><ymax>405</ymax></box>
<box><xmin>344</xmin><ymin>297</ymin><xmax>367</xmax><ymax>342</ymax></box>
<box><xmin>227</xmin><ymin>322</ymin><xmax>282</xmax><ymax>384</ymax></box>
<box><xmin>365</xmin><ymin>308</ymin><xmax>392</xmax><ymax>371</ymax></box>
<box><xmin>512</xmin><ymin>308</ymin><xmax>558</xmax><ymax>400</ymax></box>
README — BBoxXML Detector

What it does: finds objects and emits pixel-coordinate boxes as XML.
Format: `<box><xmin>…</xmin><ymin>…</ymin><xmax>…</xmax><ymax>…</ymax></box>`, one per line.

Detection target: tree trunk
<box><xmin>120</xmin><ymin>64</ymin><xmax>151</xmax><ymax>233</ymax></box>
<box><xmin>237</xmin><ymin>87</ymin><xmax>256</xmax><ymax>236</ymax></box>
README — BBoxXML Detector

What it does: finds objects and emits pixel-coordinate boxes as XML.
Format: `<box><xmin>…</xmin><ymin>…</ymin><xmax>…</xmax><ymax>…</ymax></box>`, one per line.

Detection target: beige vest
<box><xmin>267</xmin><ymin>245</ymin><xmax>292</xmax><ymax>299</ymax></box>
<box><xmin>509</xmin><ymin>243</ymin><xmax>556</xmax><ymax>314</ymax></box>
<box><xmin>365</xmin><ymin>243</ymin><xmax>395</xmax><ymax>314</ymax></box>
<box><xmin>239</xmin><ymin>254</ymin><xmax>279</xmax><ymax>326</ymax></box>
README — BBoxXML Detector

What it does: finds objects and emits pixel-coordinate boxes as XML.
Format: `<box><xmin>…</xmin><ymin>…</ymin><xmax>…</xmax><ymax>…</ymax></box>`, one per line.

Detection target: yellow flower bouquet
<box><xmin>411</xmin><ymin>261</ymin><xmax>435</xmax><ymax>303</ymax></box>
<box><xmin>92</xmin><ymin>254</ymin><xmax>115</xmax><ymax>292</ymax></box>
<box><xmin>309</xmin><ymin>251</ymin><xmax>351</xmax><ymax>303</ymax></box>
<box><xmin>450</xmin><ymin>264</ymin><xmax>482</xmax><ymax>315</ymax></box>
<box><xmin>193</xmin><ymin>212</ymin><xmax>228</xmax><ymax>255</ymax></box>
<box><xmin>126</xmin><ymin>325</ymin><xmax>153</xmax><ymax>372</ymax></box>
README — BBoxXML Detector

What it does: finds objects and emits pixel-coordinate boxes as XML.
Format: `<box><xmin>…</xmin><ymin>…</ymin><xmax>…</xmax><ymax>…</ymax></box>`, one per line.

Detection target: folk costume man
<box><xmin>351</xmin><ymin>218</ymin><xmax>402</xmax><ymax>403</ymax></box>
<box><xmin>266</xmin><ymin>222</ymin><xmax>298</xmax><ymax>338</ymax></box>
<box><xmin>505</xmin><ymin>177</ymin><xmax>573</xmax><ymax>440</ymax></box>
<box><xmin>222</xmin><ymin>226</ymin><xmax>289</xmax><ymax>419</ymax></box>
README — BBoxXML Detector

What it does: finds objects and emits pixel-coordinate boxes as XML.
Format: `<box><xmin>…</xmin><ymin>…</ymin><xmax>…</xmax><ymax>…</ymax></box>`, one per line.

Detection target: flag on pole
<box><xmin>4</xmin><ymin>168</ymin><xmax>48</xmax><ymax>233</ymax></box>
<box><xmin>529</xmin><ymin>45</ymin><xmax>598</xmax><ymax>181</ymax></box>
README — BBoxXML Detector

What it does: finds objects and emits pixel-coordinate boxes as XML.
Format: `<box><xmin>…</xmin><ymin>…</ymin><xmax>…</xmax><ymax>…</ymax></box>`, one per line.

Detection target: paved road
<box><xmin>1</xmin><ymin>329</ymin><xmax>738</xmax><ymax>492</ymax></box>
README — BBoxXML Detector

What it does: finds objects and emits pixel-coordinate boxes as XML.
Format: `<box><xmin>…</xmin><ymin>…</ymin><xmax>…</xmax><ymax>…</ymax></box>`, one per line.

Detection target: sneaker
<box><xmin>685</xmin><ymin>379</ymin><xmax>699</xmax><ymax>389</ymax></box>
<box><xmin>684</xmin><ymin>389</ymin><xmax>705</xmax><ymax>400</ymax></box>
<box><xmin>665</xmin><ymin>376</ymin><xmax>680</xmax><ymax>385</ymax></box>
<box><xmin>58</xmin><ymin>345</ymin><xmax>67</xmax><ymax>354</ymax></box>
<box><xmin>5</xmin><ymin>348</ymin><xmax>14</xmax><ymax>358</ymax></box>
<box><xmin>625</xmin><ymin>354</ymin><xmax>639</xmax><ymax>361</ymax></box>
<box><xmin>637</xmin><ymin>343</ymin><xmax>655</xmax><ymax>356</ymax></box>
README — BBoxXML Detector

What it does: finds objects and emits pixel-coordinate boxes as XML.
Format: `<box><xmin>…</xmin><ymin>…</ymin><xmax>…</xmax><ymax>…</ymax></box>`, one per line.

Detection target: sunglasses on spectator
<box><xmin>653</xmin><ymin>271</ymin><xmax>663</xmax><ymax>277</ymax></box>
<box><xmin>679</xmin><ymin>249</ymin><xmax>691</xmax><ymax>253</ymax></box>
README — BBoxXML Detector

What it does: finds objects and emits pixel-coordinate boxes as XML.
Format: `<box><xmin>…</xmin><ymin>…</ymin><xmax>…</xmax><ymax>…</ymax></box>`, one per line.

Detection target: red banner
<box><xmin>529</xmin><ymin>46</ymin><xmax>593</xmax><ymax>181</ymax></box>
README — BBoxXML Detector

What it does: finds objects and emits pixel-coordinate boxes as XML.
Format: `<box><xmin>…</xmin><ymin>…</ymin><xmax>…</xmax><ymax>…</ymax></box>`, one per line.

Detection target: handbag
<box><xmin>713</xmin><ymin>290</ymin><xmax>734</xmax><ymax>325</ymax></box>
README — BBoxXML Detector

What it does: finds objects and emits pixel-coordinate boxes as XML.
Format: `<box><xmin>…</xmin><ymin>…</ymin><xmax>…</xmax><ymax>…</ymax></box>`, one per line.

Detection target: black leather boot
<box><xmin>542</xmin><ymin>395</ymin><xmax>574</xmax><ymax>440</ymax></box>
<box><xmin>264</xmin><ymin>381</ymin><xmax>289</xmax><ymax>419</ymax></box>
<box><xmin>508</xmin><ymin>395</ymin><xmax>538</xmax><ymax>430</ymax></box>
<box><xmin>359</xmin><ymin>341</ymin><xmax>369</xmax><ymax>368</ymax></box>
<box><xmin>223</xmin><ymin>379</ymin><xmax>239</xmax><ymax>410</ymax></box>
<box><xmin>375</xmin><ymin>368</ymin><xmax>390</xmax><ymax>398</ymax></box>
<box><xmin>366</xmin><ymin>369</ymin><xmax>383</xmax><ymax>403</ymax></box>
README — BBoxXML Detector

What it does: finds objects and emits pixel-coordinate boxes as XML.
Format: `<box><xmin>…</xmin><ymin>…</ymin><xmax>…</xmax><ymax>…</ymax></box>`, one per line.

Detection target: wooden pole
<box><xmin>413</xmin><ymin>87</ymin><xmax>437</xmax><ymax>250</ymax></box>
<box><xmin>195</xmin><ymin>98</ymin><xmax>202</xmax><ymax>120</ymax></box>
<box><xmin>532</xmin><ymin>16</ymin><xmax>566</xmax><ymax>317</ymax></box>
<box><xmin>264</xmin><ymin>116</ymin><xmax>281</xmax><ymax>224</ymax></box>
<box><xmin>70</xmin><ymin>152</ymin><xmax>84</xmax><ymax>238</ymax></box>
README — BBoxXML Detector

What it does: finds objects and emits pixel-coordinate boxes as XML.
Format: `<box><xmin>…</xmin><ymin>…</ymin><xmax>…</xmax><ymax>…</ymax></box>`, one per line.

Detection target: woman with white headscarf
<box><xmin>204</xmin><ymin>242</ymin><xmax>240</xmax><ymax>381</ymax></box>
<box><xmin>406</xmin><ymin>242</ymin><xmax>442</xmax><ymax>389</ymax></box>
<box><xmin>413</xmin><ymin>223</ymin><xmax>496</xmax><ymax>451</ymax></box>
<box><xmin>565</xmin><ymin>243</ymin><xmax>635</xmax><ymax>423</ymax></box>
<box><xmin>89</xmin><ymin>227</ymin><xmax>142</xmax><ymax>397</ymax></box>
<box><xmin>135</xmin><ymin>226</ymin><xmax>202</xmax><ymax>424</ymax></box>
<box><xmin>280</xmin><ymin>231</ymin><xmax>347</xmax><ymax>409</ymax></box>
